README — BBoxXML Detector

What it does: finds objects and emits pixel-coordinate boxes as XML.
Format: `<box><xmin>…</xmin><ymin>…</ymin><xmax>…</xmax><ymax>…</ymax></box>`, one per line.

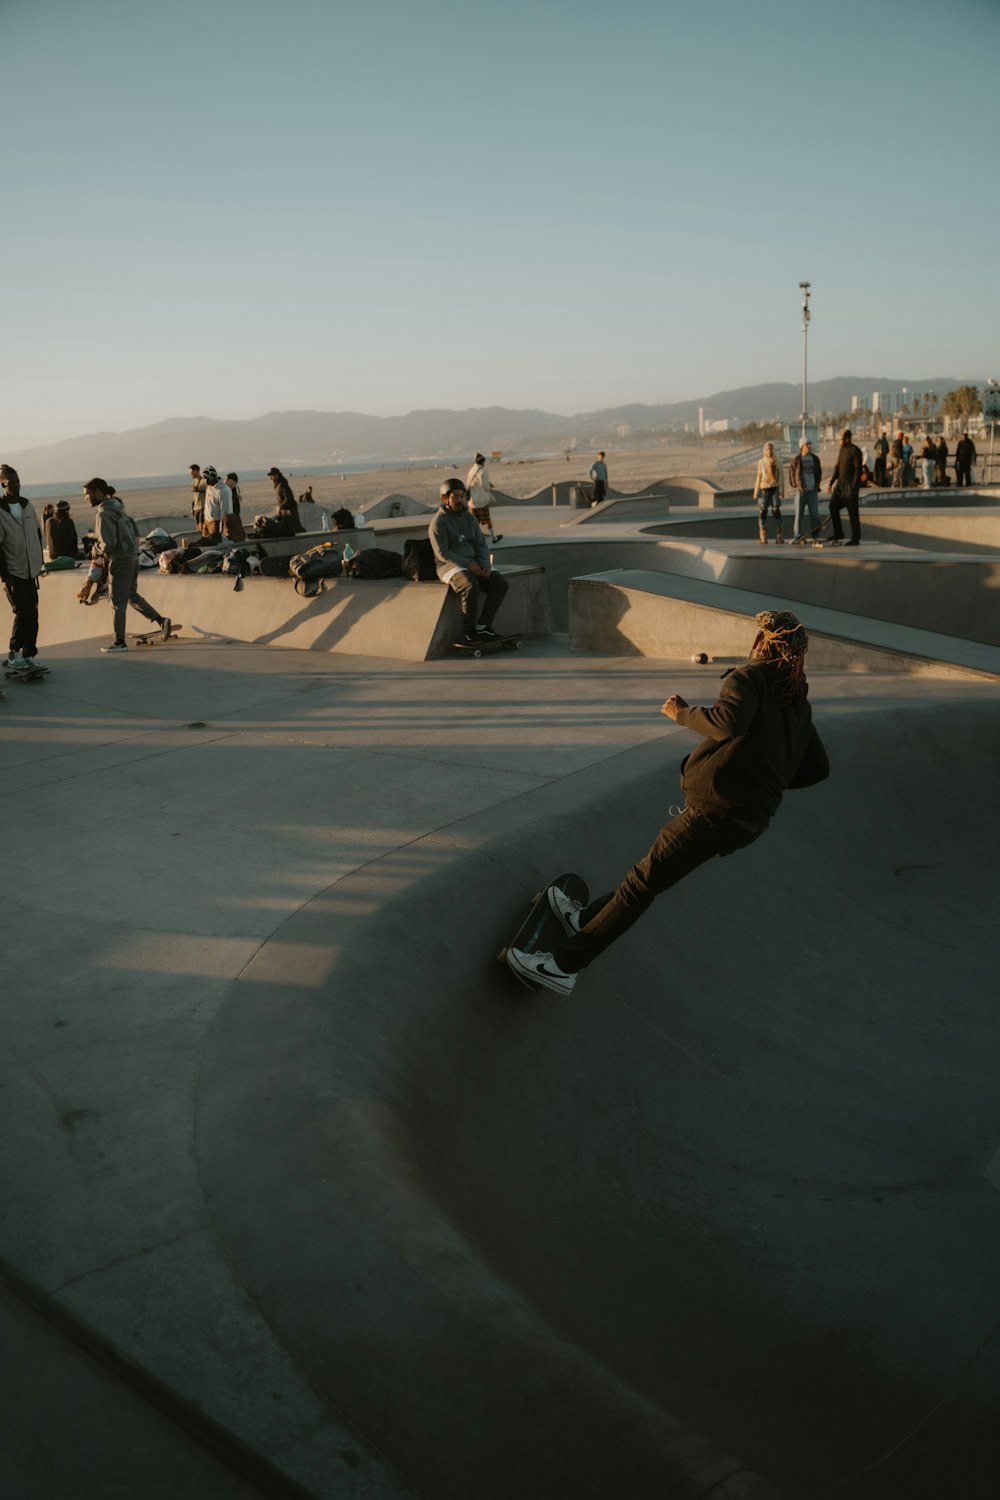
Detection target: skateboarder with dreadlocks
<box><xmin>507</xmin><ymin>610</ymin><xmax>830</xmax><ymax>993</ymax></box>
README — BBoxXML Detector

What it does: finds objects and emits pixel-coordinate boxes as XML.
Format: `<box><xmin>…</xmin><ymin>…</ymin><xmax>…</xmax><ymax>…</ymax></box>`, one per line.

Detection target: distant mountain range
<box><xmin>6</xmin><ymin>377</ymin><xmax>983</xmax><ymax>482</ymax></box>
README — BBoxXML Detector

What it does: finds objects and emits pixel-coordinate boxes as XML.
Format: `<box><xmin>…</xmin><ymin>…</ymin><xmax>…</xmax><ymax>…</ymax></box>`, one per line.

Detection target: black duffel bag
<box><xmin>401</xmin><ymin>538</ymin><xmax>438</xmax><ymax>582</ymax></box>
<box><xmin>344</xmin><ymin>547</ymin><xmax>404</xmax><ymax>579</ymax></box>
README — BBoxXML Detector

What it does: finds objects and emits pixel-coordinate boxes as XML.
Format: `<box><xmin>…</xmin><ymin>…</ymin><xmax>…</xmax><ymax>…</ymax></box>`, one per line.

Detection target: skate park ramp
<box><xmin>200</xmin><ymin>695</ymin><xmax>1000</xmax><ymax>1500</ymax></box>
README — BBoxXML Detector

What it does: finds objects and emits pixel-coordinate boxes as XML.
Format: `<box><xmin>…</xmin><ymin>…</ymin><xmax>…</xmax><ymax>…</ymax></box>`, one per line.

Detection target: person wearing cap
<box><xmin>267</xmin><ymin>466</ymin><xmax>304</xmax><ymax>533</ymax></box>
<box><xmin>873</xmin><ymin>430</ymin><xmax>890</xmax><ymax>487</ymax></box>
<box><xmin>189</xmin><ymin>464</ymin><xmax>207</xmax><ymax>527</ymax></box>
<box><xmin>507</xmin><ymin>610</ymin><xmax>830</xmax><ymax>993</ymax></box>
<box><xmin>788</xmin><ymin>438</ymin><xmax>823</xmax><ymax>542</ymax></box>
<box><xmin>428</xmin><ymin>478</ymin><xmax>508</xmax><ymax>643</ymax></box>
<box><xmin>201</xmin><ymin>466</ymin><xmax>243</xmax><ymax>541</ymax></box>
<box><xmin>84</xmin><ymin>478</ymin><xmax>171</xmax><ymax>653</ymax></box>
<box><xmin>0</xmin><ymin>464</ymin><xmax>45</xmax><ymax>672</ymax></box>
<box><xmin>226</xmin><ymin>472</ymin><xmax>243</xmax><ymax>517</ymax></box>
<box><xmin>44</xmin><ymin>499</ymin><xmax>80</xmax><ymax>560</ymax></box>
<box><xmin>827</xmin><ymin>428</ymin><xmax>864</xmax><ymax>546</ymax></box>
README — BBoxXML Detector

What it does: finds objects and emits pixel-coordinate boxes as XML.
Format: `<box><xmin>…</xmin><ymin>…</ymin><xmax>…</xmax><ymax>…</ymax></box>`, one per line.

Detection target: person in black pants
<box><xmin>827</xmin><ymin>427</ymin><xmax>863</xmax><ymax>545</ymax></box>
<box><xmin>954</xmin><ymin>432</ymin><xmax>976</xmax><ymax>487</ymax></box>
<box><xmin>507</xmin><ymin>611</ymin><xmax>830</xmax><ymax>993</ymax></box>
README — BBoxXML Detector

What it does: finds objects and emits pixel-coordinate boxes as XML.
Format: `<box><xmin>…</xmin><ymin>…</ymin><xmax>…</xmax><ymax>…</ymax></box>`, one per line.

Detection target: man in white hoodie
<box><xmin>84</xmin><ymin>478</ymin><xmax>171</xmax><ymax>653</ymax></box>
<box><xmin>0</xmin><ymin>464</ymin><xmax>45</xmax><ymax>671</ymax></box>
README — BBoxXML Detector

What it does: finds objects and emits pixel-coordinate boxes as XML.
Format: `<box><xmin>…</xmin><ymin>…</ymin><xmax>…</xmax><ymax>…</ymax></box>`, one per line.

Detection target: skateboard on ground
<box><xmin>131</xmin><ymin>623</ymin><xmax>182</xmax><ymax>646</ymax></box>
<box><xmin>453</xmin><ymin>634</ymin><xmax>523</xmax><ymax>659</ymax></box>
<box><xmin>499</xmin><ymin>873</ymin><xmax>589</xmax><ymax>992</ymax></box>
<box><xmin>3</xmin><ymin>663</ymin><xmax>50</xmax><ymax>683</ymax></box>
<box><xmin>792</xmin><ymin>515</ymin><xmax>832</xmax><ymax>547</ymax></box>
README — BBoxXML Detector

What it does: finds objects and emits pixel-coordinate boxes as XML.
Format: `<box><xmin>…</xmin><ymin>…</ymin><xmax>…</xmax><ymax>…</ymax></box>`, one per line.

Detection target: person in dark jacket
<box><xmin>266</xmin><ymin>466</ymin><xmax>305</xmax><ymax>532</ymax></box>
<box><xmin>507</xmin><ymin>610</ymin><xmax>830</xmax><ymax>993</ymax></box>
<box><xmin>44</xmin><ymin>500</ymin><xmax>80</xmax><ymax>559</ymax></box>
<box><xmin>873</xmin><ymin>431</ymin><xmax>890</xmax><ymax>487</ymax></box>
<box><xmin>954</xmin><ymin>433</ymin><xmax>976</xmax><ymax>487</ymax></box>
<box><xmin>789</xmin><ymin>438</ymin><xmax>823</xmax><ymax>540</ymax></box>
<box><xmin>827</xmin><ymin>428</ymin><xmax>863</xmax><ymax>545</ymax></box>
<box><xmin>934</xmin><ymin>438</ymin><xmax>949</xmax><ymax>487</ymax></box>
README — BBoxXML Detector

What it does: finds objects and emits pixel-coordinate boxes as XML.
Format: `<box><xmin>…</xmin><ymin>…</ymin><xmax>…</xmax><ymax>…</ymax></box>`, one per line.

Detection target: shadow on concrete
<box><xmin>197</xmin><ymin>699</ymin><xmax>1000</xmax><ymax>1500</ymax></box>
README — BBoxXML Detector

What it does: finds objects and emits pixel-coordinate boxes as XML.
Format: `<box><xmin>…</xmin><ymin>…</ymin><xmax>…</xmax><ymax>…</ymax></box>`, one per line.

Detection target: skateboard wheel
<box><xmin>691</xmin><ymin>652</ymin><xmax>708</xmax><ymax>664</ymax></box>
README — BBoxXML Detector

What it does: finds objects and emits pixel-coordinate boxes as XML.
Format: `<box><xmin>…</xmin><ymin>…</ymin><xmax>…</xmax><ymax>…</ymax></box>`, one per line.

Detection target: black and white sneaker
<box><xmin>506</xmin><ymin>946</ymin><xmax>577</xmax><ymax>994</ymax></box>
<box><xmin>160</xmin><ymin>616</ymin><xmax>173</xmax><ymax>641</ymax></box>
<box><xmin>476</xmin><ymin>626</ymin><xmax>499</xmax><ymax>641</ymax></box>
<box><xmin>546</xmin><ymin>884</ymin><xmax>584</xmax><ymax>935</ymax></box>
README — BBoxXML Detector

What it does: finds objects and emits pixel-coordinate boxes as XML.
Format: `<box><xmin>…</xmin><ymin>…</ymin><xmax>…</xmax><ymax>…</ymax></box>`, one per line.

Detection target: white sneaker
<box><xmin>507</xmin><ymin>947</ymin><xmax>577</xmax><ymax>994</ymax></box>
<box><xmin>6</xmin><ymin>653</ymin><xmax>29</xmax><ymax>673</ymax></box>
<box><xmin>547</xmin><ymin>884</ymin><xmax>584</xmax><ymax>935</ymax></box>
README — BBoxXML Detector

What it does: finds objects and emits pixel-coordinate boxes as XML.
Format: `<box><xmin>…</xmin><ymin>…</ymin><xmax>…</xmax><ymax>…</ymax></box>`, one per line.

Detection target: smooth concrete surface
<box><xmin>36</xmin><ymin>564</ymin><xmax>551</xmax><ymax>662</ymax></box>
<box><xmin>567</xmin><ymin>569</ymin><xmax>1000</xmax><ymax>679</ymax></box>
<box><xmin>3</xmin><ymin>633</ymin><xmax>999</xmax><ymax>1500</ymax></box>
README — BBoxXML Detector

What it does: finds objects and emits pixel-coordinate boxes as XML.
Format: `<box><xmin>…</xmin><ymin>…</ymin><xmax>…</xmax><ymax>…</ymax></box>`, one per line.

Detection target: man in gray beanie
<box><xmin>508</xmin><ymin>610</ymin><xmax>830</xmax><ymax>993</ymax></box>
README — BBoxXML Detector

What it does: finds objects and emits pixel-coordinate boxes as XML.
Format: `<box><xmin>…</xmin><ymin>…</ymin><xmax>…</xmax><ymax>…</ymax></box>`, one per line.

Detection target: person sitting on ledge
<box><xmin>428</xmin><ymin>478</ymin><xmax>508</xmax><ymax>644</ymax></box>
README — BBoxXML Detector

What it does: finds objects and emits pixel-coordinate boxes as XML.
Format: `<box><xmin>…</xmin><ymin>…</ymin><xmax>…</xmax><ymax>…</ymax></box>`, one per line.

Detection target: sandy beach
<box><xmin>101</xmin><ymin>445</ymin><xmax>761</xmax><ymax>526</ymax></box>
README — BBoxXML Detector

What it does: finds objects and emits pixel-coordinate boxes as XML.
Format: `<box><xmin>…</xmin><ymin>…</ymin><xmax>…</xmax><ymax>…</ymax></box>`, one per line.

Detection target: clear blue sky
<box><xmin>3</xmin><ymin>0</ymin><xmax>998</xmax><ymax>448</ymax></box>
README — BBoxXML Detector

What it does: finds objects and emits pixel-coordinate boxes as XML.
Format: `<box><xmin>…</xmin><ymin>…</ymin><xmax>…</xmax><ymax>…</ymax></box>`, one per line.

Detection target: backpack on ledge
<box><xmin>290</xmin><ymin>541</ymin><xmax>342</xmax><ymax>595</ymax></box>
<box><xmin>344</xmin><ymin>547</ymin><xmax>403</xmax><ymax>580</ymax></box>
<box><xmin>401</xmin><ymin>538</ymin><xmax>437</xmax><ymax>582</ymax></box>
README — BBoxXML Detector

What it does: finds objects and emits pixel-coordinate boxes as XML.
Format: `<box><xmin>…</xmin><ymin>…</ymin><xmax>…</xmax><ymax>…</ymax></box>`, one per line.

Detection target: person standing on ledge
<box><xmin>0</xmin><ymin>464</ymin><xmax>45</xmax><ymax>673</ymax></box>
<box><xmin>753</xmin><ymin>440</ymin><xmax>785</xmax><ymax>543</ymax></box>
<box><xmin>589</xmin><ymin>451</ymin><xmax>608</xmax><ymax>505</ymax></box>
<box><xmin>827</xmin><ymin>428</ymin><xmax>863</xmax><ymax>545</ymax></box>
<box><xmin>188</xmin><ymin>463</ymin><xmax>207</xmax><ymax>528</ymax></box>
<box><xmin>429</xmin><ymin>478</ymin><xmax>508</xmax><ymax>644</ymax></box>
<box><xmin>789</xmin><ymin>437</ymin><xmax>822</xmax><ymax>541</ymax></box>
<box><xmin>507</xmin><ymin>610</ymin><xmax>830</xmax><ymax>994</ymax></box>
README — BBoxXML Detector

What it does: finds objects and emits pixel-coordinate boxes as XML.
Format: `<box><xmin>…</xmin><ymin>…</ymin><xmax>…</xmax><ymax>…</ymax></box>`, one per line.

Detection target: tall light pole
<box><xmin>798</xmin><ymin>282</ymin><xmax>811</xmax><ymax>441</ymax></box>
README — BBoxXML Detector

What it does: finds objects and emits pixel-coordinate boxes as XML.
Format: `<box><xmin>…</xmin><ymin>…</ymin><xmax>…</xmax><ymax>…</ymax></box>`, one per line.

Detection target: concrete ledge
<box><xmin>39</xmin><ymin>564</ymin><xmax>551</xmax><ymax>662</ymax></box>
<box><xmin>568</xmin><ymin>569</ymin><xmax>1000</xmax><ymax>679</ymax></box>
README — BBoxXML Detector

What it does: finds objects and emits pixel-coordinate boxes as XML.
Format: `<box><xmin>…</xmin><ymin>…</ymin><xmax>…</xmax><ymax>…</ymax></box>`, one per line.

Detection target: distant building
<box><xmin>616</xmin><ymin>424</ymin><xmax>631</xmax><ymax>438</ymax></box>
<box><xmin>872</xmin><ymin>391</ymin><xmax>899</xmax><ymax>414</ymax></box>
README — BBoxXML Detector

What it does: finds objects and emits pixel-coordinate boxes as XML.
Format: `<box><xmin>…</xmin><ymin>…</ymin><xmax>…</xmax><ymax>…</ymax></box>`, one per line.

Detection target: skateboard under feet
<box><xmin>499</xmin><ymin>873</ymin><xmax>589</xmax><ymax>991</ymax></box>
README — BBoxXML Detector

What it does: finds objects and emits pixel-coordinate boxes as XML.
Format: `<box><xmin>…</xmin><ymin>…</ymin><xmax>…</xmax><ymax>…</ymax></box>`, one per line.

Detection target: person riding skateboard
<box><xmin>429</xmin><ymin>478</ymin><xmax>508</xmax><ymax>643</ymax></box>
<box><xmin>507</xmin><ymin>610</ymin><xmax>830</xmax><ymax>993</ymax></box>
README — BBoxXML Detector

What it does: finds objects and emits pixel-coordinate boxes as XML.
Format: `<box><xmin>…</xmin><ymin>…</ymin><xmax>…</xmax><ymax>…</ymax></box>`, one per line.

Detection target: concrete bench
<box><xmin>40</xmin><ymin>563</ymin><xmax>551</xmax><ymax>663</ymax></box>
<box><xmin>568</xmin><ymin>568</ymin><xmax>1000</xmax><ymax>680</ymax></box>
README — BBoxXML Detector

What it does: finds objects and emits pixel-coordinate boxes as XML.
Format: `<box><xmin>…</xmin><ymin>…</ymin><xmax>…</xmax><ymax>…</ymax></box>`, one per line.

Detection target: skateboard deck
<box><xmin>792</xmin><ymin>515</ymin><xmax>832</xmax><ymax>546</ymax></box>
<box><xmin>3</xmin><ymin>664</ymin><xmax>50</xmax><ymax>682</ymax></box>
<box><xmin>499</xmin><ymin>872</ymin><xmax>589</xmax><ymax>991</ymax></box>
<box><xmin>453</xmin><ymin>634</ymin><xmax>523</xmax><ymax>659</ymax></box>
<box><xmin>132</xmin><ymin>623</ymin><xmax>182</xmax><ymax>645</ymax></box>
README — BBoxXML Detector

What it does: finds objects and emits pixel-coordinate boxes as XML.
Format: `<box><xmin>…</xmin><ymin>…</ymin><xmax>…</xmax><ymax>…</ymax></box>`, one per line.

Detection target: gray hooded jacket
<box><xmin>95</xmin><ymin>498</ymin><xmax>139</xmax><ymax>559</ymax></box>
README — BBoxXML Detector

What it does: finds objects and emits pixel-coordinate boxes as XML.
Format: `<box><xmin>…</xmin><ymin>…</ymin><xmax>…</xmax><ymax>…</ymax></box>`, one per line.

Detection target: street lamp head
<box><xmin>799</xmin><ymin>281</ymin><xmax>811</xmax><ymax>290</ymax></box>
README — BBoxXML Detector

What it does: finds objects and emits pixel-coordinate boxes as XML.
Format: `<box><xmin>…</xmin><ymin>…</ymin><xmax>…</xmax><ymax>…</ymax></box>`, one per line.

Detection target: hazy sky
<box><xmin>3</xmin><ymin>0</ymin><xmax>998</xmax><ymax>448</ymax></box>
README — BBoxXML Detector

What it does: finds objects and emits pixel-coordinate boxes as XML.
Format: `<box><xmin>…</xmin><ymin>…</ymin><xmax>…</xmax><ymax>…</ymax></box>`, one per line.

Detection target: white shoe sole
<box><xmin>506</xmin><ymin>947</ymin><xmax>575</xmax><ymax>995</ymax></box>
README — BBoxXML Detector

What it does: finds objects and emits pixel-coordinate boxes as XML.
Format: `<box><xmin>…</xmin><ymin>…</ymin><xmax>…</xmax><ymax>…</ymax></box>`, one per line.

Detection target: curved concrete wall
<box><xmin>198</xmin><ymin>701</ymin><xmax>1000</xmax><ymax>1499</ymax></box>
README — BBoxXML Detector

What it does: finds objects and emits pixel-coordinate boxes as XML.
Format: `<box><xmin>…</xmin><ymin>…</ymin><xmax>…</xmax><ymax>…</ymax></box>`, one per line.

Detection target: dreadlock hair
<box><xmin>750</xmin><ymin>609</ymin><xmax>808</xmax><ymax>704</ymax></box>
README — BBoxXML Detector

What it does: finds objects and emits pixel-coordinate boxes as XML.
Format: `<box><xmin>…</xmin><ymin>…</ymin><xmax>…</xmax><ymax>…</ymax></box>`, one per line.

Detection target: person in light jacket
<box><xmin>753</xmin><ymin>441</ymin><xmax>785</xmax><ymax>543</ymax></box>
<box><xmin>0</xmin><ymin>464</ymin><xmax>45</xmax><ymax>671</ymax></box>
<box><xmin>85</xmin><ymin>478</ymin><xmax>171</xmax><ymax>652</ymax></box>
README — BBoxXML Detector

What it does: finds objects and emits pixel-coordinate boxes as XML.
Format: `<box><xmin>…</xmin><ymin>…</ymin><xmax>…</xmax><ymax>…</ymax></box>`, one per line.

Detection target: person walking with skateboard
<box><xmin>0</xmin><ymin>464</ymin><xmax>45</xmax><ymax>674</ymax></box>
<box><xmin>429</xmin><ymin>478</ymin><xmax>508</xmax><ymax>643</ymax></box>
<box><xmin>84</xmin><ymin>478</ymin><xmax>171</xmax><ymax>653</ymax></box>
<box><xmin>507</xmin><ymin>610</ymin><xmax>829</xmax><ymax>994</ymax></box>
<box><xmin>827</xmin><ymin>428</ymin><xmax>863</xmax><ymax>546</ymax></box>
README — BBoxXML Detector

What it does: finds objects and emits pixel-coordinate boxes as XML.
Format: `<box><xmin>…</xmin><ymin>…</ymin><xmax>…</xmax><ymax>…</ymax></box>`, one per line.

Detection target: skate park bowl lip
<box><xmin>197</xmin><ymin>696</ymin><xmax>1000</xmax><ymax>1500</ymax></box>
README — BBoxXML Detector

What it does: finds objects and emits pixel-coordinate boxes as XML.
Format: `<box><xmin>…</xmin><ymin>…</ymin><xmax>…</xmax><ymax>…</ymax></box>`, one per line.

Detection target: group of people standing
<box><xmin>754</xmin><ymin>435</ymin><xmax>863</xmax><ymax>546</ymax></box>
<box><xmin>871</xmin><ymin>430</ymin><xmax>978</xmax><ymax>489</ymax></box>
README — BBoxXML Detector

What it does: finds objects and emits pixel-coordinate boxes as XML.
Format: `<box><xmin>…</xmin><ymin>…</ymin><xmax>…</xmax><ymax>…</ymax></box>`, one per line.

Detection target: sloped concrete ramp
<box><xmin>198</xmin><ymin>699</ymin><xmax>1000</xmax><ymax>1500</ymax></box>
